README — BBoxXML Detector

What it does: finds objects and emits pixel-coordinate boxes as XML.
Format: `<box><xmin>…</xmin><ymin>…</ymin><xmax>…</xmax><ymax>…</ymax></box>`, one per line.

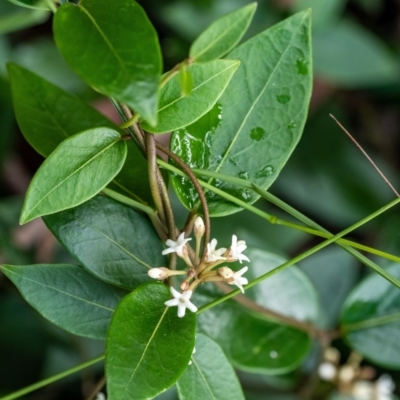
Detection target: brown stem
<box><xmin>155</xmin><ymin>141</ymin><xmax>211</xmax><ymax>259</ymax></box>
<box><xmin>118</xmin><ymin>103</ymin><xmax>146</xmax><ymax>152</ymax></box>
<box><xmin>85</xmin><ymin>376</ymin><xmax>105</xmax><ymax>400</ymax></box>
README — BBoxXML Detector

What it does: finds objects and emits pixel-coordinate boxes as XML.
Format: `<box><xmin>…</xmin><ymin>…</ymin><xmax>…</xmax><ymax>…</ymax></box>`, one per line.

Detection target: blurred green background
<box><xmin>1</xmin><ymin>0</ymin><xmax>400</xmax><ymax>398</ymax></box>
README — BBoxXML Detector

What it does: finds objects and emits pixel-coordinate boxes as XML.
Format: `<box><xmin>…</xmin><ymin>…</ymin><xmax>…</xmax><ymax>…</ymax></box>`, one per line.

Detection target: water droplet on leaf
<box><xmin>269</xmin><ymin>350</ymin><xmax>278</xmax><ymax>359</ymax></box>
<box><xmin>250</xmin><ymin>127</ymin><xmax>266</xmax><ymax>141</ymax></box>
<box><xmin>256</xmin><ymin>165</ymin><xmax>274</xmax><ymax>178</ymax></box>
<box><xmin>238</xmin><ymin>171</ymin><xmax>249</xmax><ymax>179</ymax></box>
<box><xmin>276</xmin><ymin>94</ymin><xmax>291</xmax><ymax>104</ymax></box>
<box><xmin>288</xmin><ymin>121</ymin><xmax>297</xmax><ymax>129</ymax></box>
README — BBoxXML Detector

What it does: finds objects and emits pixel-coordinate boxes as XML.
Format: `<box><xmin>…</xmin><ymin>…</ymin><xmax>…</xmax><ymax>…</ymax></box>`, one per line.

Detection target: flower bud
<box><xmin>180</xmin><ymin>280</ymin><xmax>190</xmax><ymax>291</ymax></box>
<box><xmin>148</xmin><ymin>267</ymin><xmax>170</xmax><ymax>280</ymax></box>
<box><xmin>217</xmin><ymin>267</ymin><xmax>234</xmax><ymax>279</ymax></box>
<box><xmin>339</xmin><ymin>364</ymin><xmax>356</xmax><ymax>383</ymax></box>
<box><xmin>193</xmin><ymin>216</ymin><xmax>205</xmax><ymax>237</ymax></box>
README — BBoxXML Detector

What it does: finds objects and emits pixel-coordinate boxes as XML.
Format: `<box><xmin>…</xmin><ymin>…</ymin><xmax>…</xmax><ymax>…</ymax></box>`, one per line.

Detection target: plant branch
<box><xmin>0</xmin><ymin>355</ymin><xmax>104</xmax><ymax>400</ymax></box>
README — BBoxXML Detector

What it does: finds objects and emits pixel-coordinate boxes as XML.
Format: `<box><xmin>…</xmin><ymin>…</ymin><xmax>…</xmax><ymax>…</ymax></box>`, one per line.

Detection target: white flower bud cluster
<box><xmin>147</xmin><ymin>216</ymin><xmax>251</xmax><ymax>317</ymax></box>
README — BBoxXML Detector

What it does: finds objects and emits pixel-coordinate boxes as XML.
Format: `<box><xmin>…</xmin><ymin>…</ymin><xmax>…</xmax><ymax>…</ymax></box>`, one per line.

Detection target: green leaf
<box><xmin>7</xmin><ymin>64</ymin><xmax>153</xmax><ymax>203</ymax></box>
<box><xmin>179</xmin><ymin>64</ymin><xmax>193</xmax><ymax>96</ymax></box>
<box><xmin>7</xmin><ymin>63</ymin><xmax>117</xmax><ymax>157</ymax></box>
<box><xmin>196</xmin><ymin>288</ymin><xmax>311</xmax><ymax>374</ymax></box>
<box><xmin>314</xmin><ymin>20</ymin><xmax>399</xmax><ymax>87</ymax></box>
<box><xmin>20</xmin><ymin>127</ymin><xmax>127</xmax><ymax>224</ymax></box>
<box><xmin>141</xmin><ymin>59</ymin><xmax>239</xmax><ymax>134</ymax></box>
<box><xmin>106</xmin><ymin>283</ymin><xmax>196</xmax><ymax>400</ymax></box>
<box><xmin>53</xmin><ymin>0</ymin><xmax>162</xmax><ymax>125</ymax></box>
<box><xmin>7</xmin><ymin>0</ymin><xmax>51</xmax><ymax>10</ymax></box>
<box><xmin>0</xmin><ymin>264</ymin><xmax>128</xmax><ymax>339</ymax></box>
<box><xmin>190</xmin><ymin>3</ymin><xmax>257</xmax><ymax>62</ymax></box>
<box><xmin>171</xmin><ymin>11</ymin><xmax>312</xmax><ymax>216</ymax></box>
<box><xmin>341</xmin><ymin>263</ymin><xmax>400</xmax><ymax>369</ymax></box>
<box><xmin>44</xmin><ymin>196</ymin><xmax>165</xmax><ymax>290</ymax></box>
<box><xmin>177</xmin><ymin>333</ymin><xmax>245</xmax><ymax>400</ymax></box>
<box><xmin>0</xmin><ymin>7</ymin><xmax>48</xmax><ymax>34</ymax></box>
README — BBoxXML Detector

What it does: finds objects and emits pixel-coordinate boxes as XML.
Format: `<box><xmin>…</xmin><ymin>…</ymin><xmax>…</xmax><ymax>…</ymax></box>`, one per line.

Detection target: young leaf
<box><xmin>177</xmin><ymin>333</ymin><xmax>245</xmax><ymax>400</ymax></box>
<box><xmin>0</xmin><ymin>264</ymin><xmax>128</xmax><ymax>339</ymax></box>
<box><xmin>7</xmin><ymin>63</ymin><xmax>118</xmax><ymax>157</ymax></box>
<box><xmin>197</xmin><ymin>287</ymin><xmax>311</xmax><ymax>374</ymax></box>
<box><xmin>171</xmin><ymin>11</ymin><xmax>312</xmax><ymax>216</ymax></box>
<box><xmin>106</xmin><ymin>283</ymin><xmax>196</xmax><ymax>400</ymax></box>
<box><xmin>44</xmin><ymin>196</ymin><xmax>165</xmax><ymax>290</ymax></box>
<box><xmin>140</xmin><ymin>59</ymin><xmax>240</xmax><ymax>134</ymax></box>
<box><xmin>341</xmin><ymin>263</ymin><xmax>400</xmax><ymax>369</ymax></box>
<box><xmin>20</xmin><ymin>127</ymin><xmax>127</xmax><ymax>224</ymax></box>
<box><xmin>189</xmin><ymin>3</ymin><xmax>257</xmax><ymax>62</ymax></box>
<box><xmin>53</xmin><ymin>0</ymin><xmax>162</xmax><ymax>125</ymax></box>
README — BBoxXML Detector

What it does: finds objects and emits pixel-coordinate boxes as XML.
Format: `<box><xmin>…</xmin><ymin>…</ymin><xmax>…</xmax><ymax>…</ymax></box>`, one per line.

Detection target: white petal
<box><xmin>181</xmin><ymin>290</ymin><xmax>193</xmax><ymax>300</ymax></box>
<box><xmin>177</xmin><ymin>303</ymin><xmax>187</xmax><ymax>318</ymax></box>
<box><xmin>236</xmin><ymin>266</ymin><xmax>248</xmax><ymax>276</ymax></box>
<box><xmin>186</xmin><ymin>301</ymin><xmax>198</xmax><ymax>313</ymax></box>
<box><xmin>165</xmin><ymin>298</ymin><xmax>179</xmax><ymax>307</ymax></box>
<box><xmin>162</xmin><ymin>248</ymin><xmax>176</xmax><ymax>255</ymax></box>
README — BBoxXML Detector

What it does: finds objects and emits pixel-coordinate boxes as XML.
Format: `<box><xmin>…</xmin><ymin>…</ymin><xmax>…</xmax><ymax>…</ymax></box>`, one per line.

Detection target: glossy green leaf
<box><xmin>53</xmin><ymin>0</ymin><xmax>162</xmax><ymax>125</ymax></box>
<box><xmin>141</xmin><ymin>59</ymin><xmax>239</xmax><ymax>134</ymax></box>
<box><xmin>0</xmin><ymin>264</ymin><xmax>128</xmax><ymax>339</ymax></box>
<box><xmin>341</xmin><ymin>263</ymin><xmax>400</xmax><ymax>369</ymax></box>
<box><xmin>43</xmin><ymin>196</ymin><xmax>165</xmax><ymax>290</ymax></box>
<box><xmin>20</xmin><ymin>127</ymin><xmax>127</xmax><ymax>224</ymax></box>
<box><xmin>106</xmin><ymin>283</ymin><xmax>196</xmax><ymax>400</ymax></box>
<box><xmin>190</xmin><ymin>3</ymin><xmax>257</xmax><ymax>62</ymax></box>
<box><xmin>7</xmin><ymin>64</ymin><xmax>153</xmax><ymax>203</ymax></box>
<box><xmin>171</xmin><ymin>11</ymin><xmax>312</xmax><ymax>216</ymax></box>
<box><xmin>244</xmin><ymin>248</ymin><xmax>319</xmax><ymax>323</ymax></box>
<box><xmin>196</xmin><ymin>288</ymin><xmax>311</xmax><ymax>374</ymax></box>
<box><xmin>7</xmin><ymin>63</ymin><xmax>117</xmax><ymax>157</ymax></box>
<box><xmin>314</xmin><ymin>20</ymin><xmax>399</xmax><ymax>87</ymax></box>
<box><xmin>177</xmin><ymin>333</ymin><xmax>245</xmax><ymax>400</ymax></box>
<box><xmin>7</xmin><ymin>0</ymin><xmax>51</xmax><ymax>10</ymax></box>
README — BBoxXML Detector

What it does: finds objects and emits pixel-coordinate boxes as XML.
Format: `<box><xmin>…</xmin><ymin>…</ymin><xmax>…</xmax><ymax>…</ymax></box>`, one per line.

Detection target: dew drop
<box><xmin>256</xmin><ymin>165</ymin><xmax>274</xmax><ymax>178</ymax></box>
<box><xmin>240</xmin><ymin>189</ymin><xmax>251</xmax><ymax>200</ymax></box>
<box><xmin>296</xmin><ymin>58</ymin><xmax>308</xmax><ymax>75</ymax></box>
<box><xmin>250</xmin><ymin>127</ymin><xmax>266</xmax><ymax>141</ymax></box>
<box><xmin>229</xmin><ymin>156</ymin><xmax>239</xmax><ymax>166</ymax></box>
<box><xmin>288</xmin><ymin>121</ymin><xmax>297</xmax><ymax>129</ymax></box>
<box><xmin>276</xmin><ymin>94</ymin><xmax>291</xmax><ymax>104</ymax></box>
<box><xmin>238</xmin><ymin>171</ymin><xmax>249</xmax><ymax>179</ymax></box>
<box><xmin>269</xmin><ymin>350</ymin><xmax>278</xmax><ymax>359</ymax></box>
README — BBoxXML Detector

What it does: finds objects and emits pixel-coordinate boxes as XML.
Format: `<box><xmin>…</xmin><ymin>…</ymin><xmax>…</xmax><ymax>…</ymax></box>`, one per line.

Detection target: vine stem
<box><xmin>157</xmin><ymin>161</ymin><xmax>400</xmax><ymax>287</ymax></box>
<box><xmin>198</xmin><ymin>195</ymin><xmax>400</xmax><ymax>315</ymax></box>
<box><xmin>0</xmin><ymin>355</ymin><xmax>104</xmax><ymax>400</ymax></box>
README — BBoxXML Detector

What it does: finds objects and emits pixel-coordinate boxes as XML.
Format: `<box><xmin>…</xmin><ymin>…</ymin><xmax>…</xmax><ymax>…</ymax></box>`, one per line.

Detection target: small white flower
<box><xmin>228</xmin><ymin>235</ymin><xmax>250</xmax><ymax>263</ymax></box>
<box><xmin>376</xmin><ymin>374</ymin><xmax>395</xmax><ymax>400</ymax></box>
<box><xmin>318</xmin><ymin>362</ymin><xmax>337</xmax><ymax>382</ymax></box>
<box><xmin>96</xmin><ymin>393</ymin><xmax>106</xmax><ymax>400</ymax></box>
<box><xmin>206</xmin><ymin>238</ymin><xmax>227</xmax><ymax>262</ymax></box>
<box><xmin>162</xmin><ymin>232</ymin><xmax>191</xmax><ymax>257</ymax></box>
<box><xmin>148</xmin><ymin>267</ymin><xmax>169</xmax><ymax>280</ymax></box>
<box><xmin>164</xmin><ymin>286</ymin><xmax>198</xmax><ymax>318</ymax></box>
<box><xmin>352</xmin><ymin>381</ymin><xmax>374</xmax><ymax>400</ymax></box>
<box><xmin>193</xmin><ymin>216</ymin><xmax>205</xmax><ymax>236</ymax></box>
<box><xmin>228</xmin><ymin>266</ymin><xmax>248</xmax><ymax>293</ymax></box>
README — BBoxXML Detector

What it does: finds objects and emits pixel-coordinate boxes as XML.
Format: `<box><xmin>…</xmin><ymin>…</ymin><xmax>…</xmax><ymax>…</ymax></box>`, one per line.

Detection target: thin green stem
<box><xmin>45</xmin><ymin>0</ymin><xmax>57</xmax><ymax>12</ymax></box>
<box><xmin>342</xmin><ymin>312</ymin><xmax>400</xmax><ymax>333</ymax></box>
<box><xmin>198</xmin><ymin>197</ymin><xmax>400</xmax><ymax>314</ymax></box>
<box><xmin>158</xmin><ymin>161</ymin><xmax>400</xmax><ymax>286</ymax></box>
<box><xmin>0</xmin><ymin>355</ymin><xmax>104</xmax><ymax>400</ymax></box>
<box><xmin>119</xmin><ymin>113</ymin><xmax>139</xmax><ymax>129</ymax></box>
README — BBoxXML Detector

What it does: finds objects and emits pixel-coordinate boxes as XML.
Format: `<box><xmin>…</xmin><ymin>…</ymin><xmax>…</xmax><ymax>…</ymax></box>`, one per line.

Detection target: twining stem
<box><xmin>102</xmin><ymin>188</ymin><xmax>168</xmax><ymax>241</ymax></box>
<box><xmin>187</xmin><ymin>167</ymin><xmax>400</xmax><ymax>264</ymax></box>
<box><xmin>0</xmin><ymin>355</ymin><xmax>104</xmax><ymax>400</ymax></box>
<box><xmin>198</xmin><ymin>195</ymin><xmax>400</xmax><ymax>314</ymax></box>
<box><xmin>85</xmin><ymin>376</ymin><xmax>106</xmax><ymax>400</ymax></box>
<box><xmin>119</xmin><ymin>113</ymin><xmax>139</xmax><ymax>129</ymax></box>
<box><xmin>158</xmin><ymin>161</ymin><xmax>400</xmax><ymax>287</ymax></box>
<box><xmin>156</xmin><ymin>146</ymin><xmax>211</xmax><ymax>259</ymax></box>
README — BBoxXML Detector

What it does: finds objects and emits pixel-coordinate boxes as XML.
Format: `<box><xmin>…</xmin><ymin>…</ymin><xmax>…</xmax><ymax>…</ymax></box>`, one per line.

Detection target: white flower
<box><xmin>228</xmin><ymin>235</ymin><xmax>250</xmax><ymax>263</ymax></box>
<box><xmin>318</xmin><ymin>362</ymin><xmax>337</xmax><ymax>382</ymax></box>
<box><xmin>227</xmin><ymin>266</ymin><xmax>248</xmax><ymax>293</ymax></box>
<box><xmin>164</xmin><ymin>286</ymin><xmax>198</xmax><ymax>318</ymax></box>
<box><xmin>162</xmin><ymin>232</ymin><xmax>191</xmax><ymax>257</ymax></box>
<box><xmin>352</xmin><ymin>381</ymin><xmax>374</xmax><ymax>400</ymax></box>
<box><xmin>376</xmin><ymin>374</ymin><xmax>395</xmax><ymax>400</ymax></box>
<box><xmin>206</xmin><ymin>238</ymin><xmax>227</xmax><ymax>262</ymax></box>
<box><xmin>193</xmin><ymin>216</ymin><xmax>205</xmax><ymax>237</ymax></box>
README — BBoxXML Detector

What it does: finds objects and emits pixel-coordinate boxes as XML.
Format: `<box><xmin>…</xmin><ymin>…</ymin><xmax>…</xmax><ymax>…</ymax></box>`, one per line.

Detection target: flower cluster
<box><xmin>148</xmin><ymin>216</ymin><xmax>250</xmax><ymax>317</ymax></box>
<box><xmin>318</xmin><ymin>348</ymin><xmax>395</xmax><ymax>400</ymax></box>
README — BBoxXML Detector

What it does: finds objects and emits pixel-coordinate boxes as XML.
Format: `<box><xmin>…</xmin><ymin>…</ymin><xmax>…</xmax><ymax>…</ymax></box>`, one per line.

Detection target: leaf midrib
<box><xmin>192</xmin><ymin>357</ymin><xmax>216</xmax><ymax>400</ymax></box>
<box><xmin>343</xmin><ymin>311</ymin><xmax>400</xmax><ymax>332</ymax></box>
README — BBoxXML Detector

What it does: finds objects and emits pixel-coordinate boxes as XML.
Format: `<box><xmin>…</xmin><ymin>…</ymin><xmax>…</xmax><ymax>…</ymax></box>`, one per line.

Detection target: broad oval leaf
<box><xmin>177</xmin><ymin>333</ymin><xmax>245</xmax><ymax>400</ymax></box>
<box><xmin>171</xmin><ymin>11</ymin><xmax>312</xmax><ymax>216</ymax></box>
<box><xmin>43</xmin><ymin>195</ymin><xmax>165</xmax><ymax>290</ymax></box>
<box><xmin>7</xmin><ymin>63</ymin><xmax>118</xmax><ymax>157</ymax></box>
<box><xmin>341</xmin><ymin>263</ymin><xmax>400</xmax><ymax>369</ymax></box>
<box><xmin>7</xmin><ymin>0</ymin><xmax>50</xmax><ymax>10</ymax></box>
<box><xmin>106</xmin><ymin>283</ymin><xmax>196</xmax><ymax>400</ymax></box>
<box><xmin>141</xmin><ymin>59</ymin><xmax>240</xmax><ymax>134</ymax></box>
<box><xmin>197</xmin><ymin>286</ymin><xmax>311</xmax><ymax>374</ymax></box>
<box><xmin>20</xmin><ymin>127</ymin><xmax>127</xmax><ymax>224</ymax></box>
<box><xmin>190</xmin><ymin>3</ymin><xmax>257</xmax><ymax>62</ymax></box>
<box><xmin>53</xmin><ymin>0</ymin><xmax>162</xmax><ymax>125</ymax></box>
<box><xmin>0</xmin><ymin>264</ymin><xmax>128</xmax><ymax>339</ymax></box>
